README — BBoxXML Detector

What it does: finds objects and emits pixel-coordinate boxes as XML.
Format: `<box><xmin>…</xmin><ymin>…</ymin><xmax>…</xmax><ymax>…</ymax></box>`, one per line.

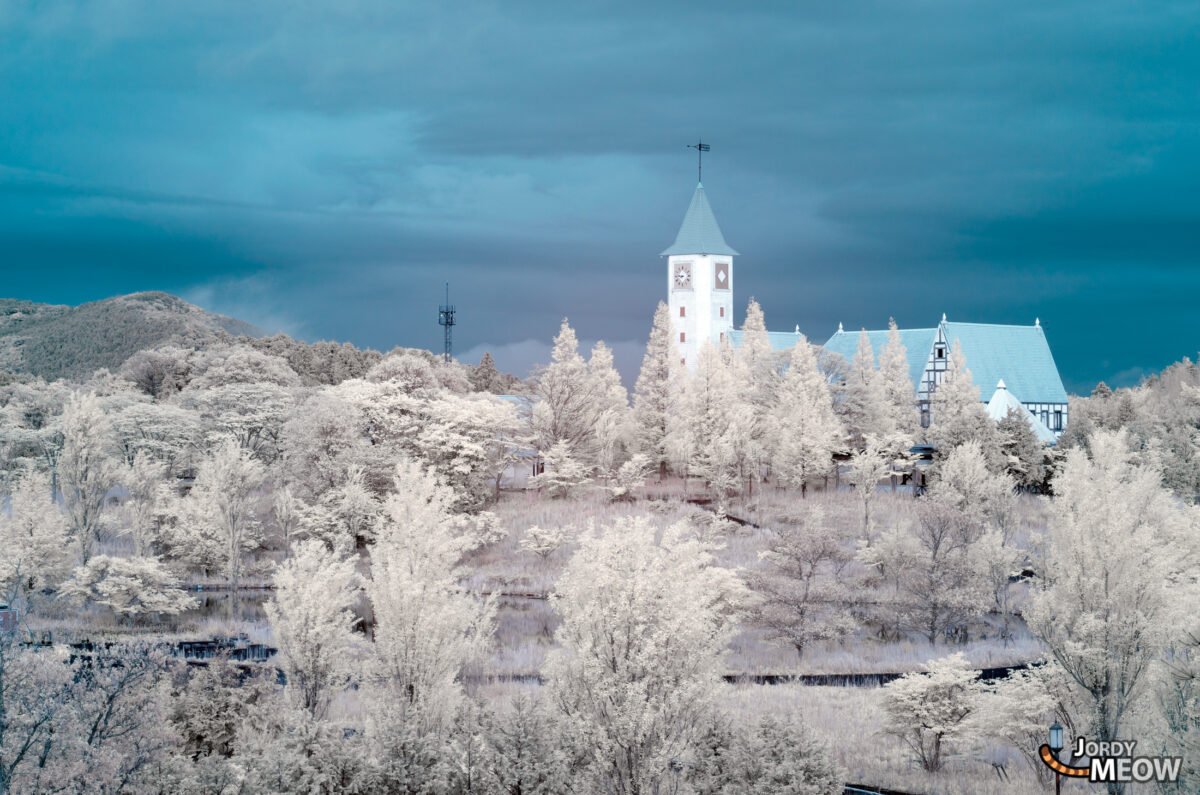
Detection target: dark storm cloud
<box><xmin>1</xmin><ymin>1</ymin><xmax>1198</xmax><ymax>392</ymax></box>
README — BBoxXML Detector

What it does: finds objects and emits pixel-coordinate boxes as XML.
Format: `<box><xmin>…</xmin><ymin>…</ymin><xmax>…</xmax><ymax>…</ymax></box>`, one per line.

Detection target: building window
<box><xmin>719</xmin><ymin>332</ymin><xmax>725</xmax><ymax>343</ymax></box>
<box><xmin>1041</xmin><ymin>409</ymin><xmax>1049</xmax><ymax>426</ymax></box>
<box><xmin>680</xmin><ymin>306</ymin><xmax>685</xmax><ymax>318</ymax></box>
<box><xmin>936</xmin><ymin>347</ymin><xmax>945</xmax><ymax>359</ymax></box>
<box><xmin>1053</xmin><ymin>409</ymin><xmax>1062</xmax><ymax>430</ymax></box>
<box><xmin>680</xmin><ymin>332</ymin><xmax>686</xmax><ymax>343</ymax></box>
<box><xmin>720</xmin><ymin>307</ymin><xmax>725</xmax><ymax>318</ymax></box>
<box><xmin>920</xmin><ymin>409</ymin><xmax>930</xmax><ymax>428</ymax></box>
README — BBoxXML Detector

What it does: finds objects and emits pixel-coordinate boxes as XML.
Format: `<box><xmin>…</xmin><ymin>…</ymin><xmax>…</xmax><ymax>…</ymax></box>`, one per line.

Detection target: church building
<box><xmin>662</xmin><ymin>183</ymin><xmax>1069</xmax><ymax>438</ymax></box>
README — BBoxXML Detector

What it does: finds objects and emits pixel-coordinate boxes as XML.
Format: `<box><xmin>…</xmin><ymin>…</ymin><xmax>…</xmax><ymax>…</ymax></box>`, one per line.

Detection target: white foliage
<box><xmin>1025</xmin><ymin>429</ymin><xmax>1199</xmax><ymax>744</ymax></box>
<box><xmin>881</xmin><ymin>652</ymin><xmax>985</xmax><ymax>772</ymax></box>
<box><xmin>265</xmin><ymin>539</ymin><xmax>362</xmax><ymax>721</ymax></box>
<box><xmin>545</xmin><ymin>516</ymin><xmax>748</xmax><ymax>793</ymax></box>
<box><xmin>771</xmin><ymin>336</ymin><xmax>843</xmax><ymax>496</ymax></box>
<box><xmin>61</xmin><ymin>555</ymin><xmax>197</xmax><ymax>617</ymax></box>
<box><xmin>365</xmin><ymin>459</ymin><xmax>496</xmax><ymax>738</ymax></box>
<box><xmin>58</xmin><ymin>392</ymin><xmax>120</xmax><ymax>563</ymax></box>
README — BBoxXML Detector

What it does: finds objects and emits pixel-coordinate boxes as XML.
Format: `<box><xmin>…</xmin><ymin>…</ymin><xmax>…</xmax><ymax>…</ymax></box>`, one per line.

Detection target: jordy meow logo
<box><xmin>1038</xmin><ymin>735</ymin><xmax>1184</xmax><ymax>785</ymax></box>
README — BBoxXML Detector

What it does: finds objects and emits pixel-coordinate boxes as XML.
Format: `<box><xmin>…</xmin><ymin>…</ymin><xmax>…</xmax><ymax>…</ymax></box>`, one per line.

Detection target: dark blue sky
<box><xmin>2</xmin><ymin>1</ymin><xmax>1199</xmax><ymax>393</ymax></box>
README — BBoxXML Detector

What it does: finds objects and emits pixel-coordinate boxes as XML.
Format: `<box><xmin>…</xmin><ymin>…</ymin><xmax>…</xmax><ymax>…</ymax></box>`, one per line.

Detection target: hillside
<box><xmin>0</xmin><ymin>291</ymin><xmax>261</xmax><ymax>381</ymax></box>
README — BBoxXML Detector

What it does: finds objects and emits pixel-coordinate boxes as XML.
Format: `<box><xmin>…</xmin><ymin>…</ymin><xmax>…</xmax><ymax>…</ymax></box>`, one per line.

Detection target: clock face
<box><xmin>714</xmin><ymin>261</ymin><xmax>730</xmax><ymax>290</ymax></box>
<box><xmin>673</xmin><ymin>262</ymin><xmax>692</xmax><ymax>289</ymax></box>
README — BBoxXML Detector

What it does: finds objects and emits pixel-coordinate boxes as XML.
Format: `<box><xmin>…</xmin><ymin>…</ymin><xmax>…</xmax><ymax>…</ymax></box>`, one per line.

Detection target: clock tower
<box><xmin>661</xmin><ymin>183</ymin><xmax>738</xmax><ymax>370</ymax></box>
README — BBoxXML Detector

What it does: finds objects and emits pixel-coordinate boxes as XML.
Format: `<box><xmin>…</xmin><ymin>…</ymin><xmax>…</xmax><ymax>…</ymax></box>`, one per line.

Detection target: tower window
<box><xmin>720</xmin><ymin>307</ymin><xmax>725</xmax><ymax>318</ymax></box>
<box><xmin>680</xmin><ymin>332</ymin><xmax>686</xmax><ymax>343</ymax></box>
<box><xmin>680</xmin><ymin>306</ymin><xmax>685</xmax><ymax>318</ymax></box>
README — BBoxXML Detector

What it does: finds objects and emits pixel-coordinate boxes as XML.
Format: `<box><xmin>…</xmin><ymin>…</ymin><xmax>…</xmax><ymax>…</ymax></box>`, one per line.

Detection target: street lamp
<box><xmin>1049</xmin><ymin>723</ymin><xmax>1064</xmax><ymax>795</ymax></box>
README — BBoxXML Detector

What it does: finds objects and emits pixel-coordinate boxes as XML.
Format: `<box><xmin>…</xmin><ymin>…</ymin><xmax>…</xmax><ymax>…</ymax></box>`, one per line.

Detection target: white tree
<box><xmin>878</xmin><ymin>318</ymin><xmax>919</xmax><ymax>438</ymax></box>
<box><xmin>587</xmin><ymin>340</ymin><xmax>630</xmax><ymax>477</ymax></box>
<box><xmin>519</xmin><ymin>525</ymin><xmax>567</xmax><ymax>560</ymax></box>
<box><xmin>61</xmin><ymin>555</ymin><xmax>197</xmax><ymax>618</ymax></box>
<box><xmin>926</xmin><ymin>340</ymin><xmax>1000</xmax><ymax>465</ymax></box>
<box><xmin>365</xmin><ymin>460</ymin><xmax>495</xmax><ymax>744</ymax></box>
<box><xmin>529</xmin><ymin>440</ymin><xmax>592</xmax><ymax>498</ymax></box>
<box><xmin>182</xmin><ymin>381</ymin><xmax>294</xmax><ymax>464</ymax></box>
<box><xmin>0</xmin><ymin>472</ymin><xmax>72</xmax><ymax>605</ymax></box>
<box><xmin>847</xmin><ymin>436</ymin><xmax>892</xmax><ymax>540</ymax></box>
<box><xmin>926</xmin><ymin>440</ymin><xmax>1016</xmax><ymax>542</ymax></box>
<box><xmin>279</xmin><ymin>390</ymin><xmax>371</xmax><ymax>504</ymax></box>
<box><xmin>545</xmin><ymin>516</ymin><xmax>747</xmax><ymax>794</ymax></box>
<box><xmin>678</xmin><ymin>341</ymin><xmax>741</xmax><ymax>496</ymax></box>
<box><xmin>58</xmin><ymin>392</ymin><xmax>120</xmax><ymax>563</ymax></box>
<box><xmin>771</xmin><ymin>337</ymin><xmax>843</xmax><ymax>497</ymax></box>
<box><xmin>265</xmin><ymin>540</ymin><xmax>362</xmax><ymax>722</ymax></box>
<box><xmin>881</xmin><ymin>652</ymin><xmax>984</xmax><ymax>772</ymax></box>
<box><xmin>118</xmin><ymin>451</ymin><xmax>169</xmax><ymax>556</ymax></box>
<box><xmin>110</xmin><ymin>400</ymin><xmax>202</xmax><ymax>476</ymax></box>
<box><xmin>838</xmin><ymin>329</ymin><xmax>891</xmax><ymax>450</ymax></box>
<box><xmin>1025</xmin><ymin>430</ymin><xmax>1198</xmax><ymax>753</ymax></box>
<box><xmin>531</xmin><ymin>319</ymin><xmax>603</xmax><ymax>461</ymax></box>
<box><xmin>748</xmin><ymin>505</ymin><xmax>855</xmax><ymax>658</ymax></box>
<box><xmin>183</xmin><ymin>439</ymin><xmax>267</xmax><ymax>616</ymax></box>
<box><xmin>733</xmin><ymin>299</ymin><xmax>781</xmax><ymax>491</ymax></box>
<box><xmin>632</xmin><ymin>302</ymin><xmax>679</xmax><ymax>479</ymax></box>
<box><xmin>858</xmin><ymin>500</ymin><xmax>993</xmax><ymax>644</ymax></box>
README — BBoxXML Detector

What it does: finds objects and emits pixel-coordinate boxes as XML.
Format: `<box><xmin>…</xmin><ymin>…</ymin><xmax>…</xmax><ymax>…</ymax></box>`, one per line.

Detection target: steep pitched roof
<box><xmin>660</xmin><ymin>183</ymin><xmax>739</xmax><ymax>257</ymax></box>
<box><xmin>822</xmin><ymin>327</ymin><xmax>937</xmax><ymax>395</ymax></box>
<box><xmin>986</xmin><ymin>380</ymin><xmax>1057</xmax><ymax>443</ymax></box>
<box><xmin>942</xmin><ymin>321</ymin><xmax>1068</xmax><ymax>404</ymax></box>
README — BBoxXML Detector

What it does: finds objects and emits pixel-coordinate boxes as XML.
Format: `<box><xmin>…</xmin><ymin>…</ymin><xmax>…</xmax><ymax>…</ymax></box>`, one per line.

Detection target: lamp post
<box><xmin>1049</xmin><ymin>722</ymin><xmax>1064</xmax><ymax>795</ymax></box>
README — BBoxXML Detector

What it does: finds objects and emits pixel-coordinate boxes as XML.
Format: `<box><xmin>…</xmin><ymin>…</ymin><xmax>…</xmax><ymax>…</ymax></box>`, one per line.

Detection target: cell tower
<box><xmin>438</xmin><ymin>282</ymin><xmax>455</xmax><ymax>363</ymax></box>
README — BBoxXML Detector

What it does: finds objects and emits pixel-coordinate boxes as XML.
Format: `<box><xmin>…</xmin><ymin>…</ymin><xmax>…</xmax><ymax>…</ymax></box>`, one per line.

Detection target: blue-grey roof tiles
<box><xmin>660</xmin><ymin>183</ymin><xmax>739</xmax><ymax>257</ymax></box>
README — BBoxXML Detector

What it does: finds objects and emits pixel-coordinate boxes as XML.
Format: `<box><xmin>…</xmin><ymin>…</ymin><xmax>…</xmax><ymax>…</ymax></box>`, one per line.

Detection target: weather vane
<box><xmin>687</xmin><ymin>139</ymin><xmax>710</xmax><ymax>182</ymax></box>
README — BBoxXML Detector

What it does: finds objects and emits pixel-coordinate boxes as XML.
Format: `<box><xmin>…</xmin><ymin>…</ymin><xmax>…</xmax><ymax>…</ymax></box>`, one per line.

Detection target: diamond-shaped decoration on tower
<box><xmin>715</xmin><ymin>262</ymin><xmax>729</xmax><ymax>290</ymax></box>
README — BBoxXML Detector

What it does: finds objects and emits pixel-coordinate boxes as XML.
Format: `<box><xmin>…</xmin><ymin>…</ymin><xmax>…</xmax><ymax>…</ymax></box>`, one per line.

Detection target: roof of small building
<box><xmin>660</xmin><ymin>183</ymin><xmax>739</xmax><ymax>257</ymax></box>
<box><xmin>822</xmin><ymin>327</ymin><xmax>937</xmax><ymax>395</ymax></box>
<box><xmin>986</xmin><ymin>379</ymin><xmax>1057</xmax><ymax>443</ymax></box>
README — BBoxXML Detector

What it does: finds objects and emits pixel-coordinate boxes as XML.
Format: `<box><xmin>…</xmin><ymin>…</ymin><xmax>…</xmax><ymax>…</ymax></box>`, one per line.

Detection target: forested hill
<box><xmin>0</xmin><ymin>291</ymin><xmax>262</xmax><ymax>381</ymax></box>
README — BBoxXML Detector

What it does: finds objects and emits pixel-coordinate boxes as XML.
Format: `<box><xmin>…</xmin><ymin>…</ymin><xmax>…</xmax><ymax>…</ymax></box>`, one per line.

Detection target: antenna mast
<box><xmin>687</xmin><ymin>139</ymin><xmax>710</xmax><ymax>182</ymax></box>
<box><xmin>438</xmin><ymin>282</ymin><xmax>455</xmax><ymax>363</ymax></box>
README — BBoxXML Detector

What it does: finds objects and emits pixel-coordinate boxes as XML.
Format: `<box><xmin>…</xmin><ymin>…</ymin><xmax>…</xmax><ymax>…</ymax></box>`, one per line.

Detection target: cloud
<box><xmin>2</xmin><ymin>1</ymin><xmax>1199</xmax><ymax>393</ymax></box>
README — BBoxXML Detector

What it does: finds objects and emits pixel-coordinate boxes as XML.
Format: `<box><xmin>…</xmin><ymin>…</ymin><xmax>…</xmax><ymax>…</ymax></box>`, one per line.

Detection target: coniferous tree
<box><xmin>531</xmin><ymin>319</ymin><xmax>602</xmax><ymax>462</ymax></box>
<box><xmin>679</xmin><ymin>341</ymin><xmax>741</xmax><ymax>496</ymax></box>
<box><xmin>838</xmin><ymin>329</ymin><xmax>891</xmax><ymax>450</ymax></box>
<box><xmin>733</xmin><ymin>299</ymin><xmax>780</xmax><ymax>492</ymax></box>
<box><xmin>770</xmin><ymin>337</ymin><xmax>843</xmax><ymax>497</ymax></box>
<box><xmin>996</xmin><ymin>406</ymin><xmax>1046</xmax><ymax>490</ymax></box>
<box><xmin>587</xmin><ymin>341</ymin><xmax>630</xmax><ymax>477</ymax></box>
<box><xmin>878</xmin><ymin>318</ymin><xmax>919</xmax><ymax>440</ymax></box>
<box><xmin>632</xmin><ymin>302</ymin><xmax>677</xmax><ymax>478</ymax></box>
<box><xmin>925</xmin><ymin>340</ymin><xmax>1001</xmax><ymax>467</ymax></box>
<box><xmin>470</xmin><ymin>351</ymin><xmax>504</xmax><ymax>393</ymax></box>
